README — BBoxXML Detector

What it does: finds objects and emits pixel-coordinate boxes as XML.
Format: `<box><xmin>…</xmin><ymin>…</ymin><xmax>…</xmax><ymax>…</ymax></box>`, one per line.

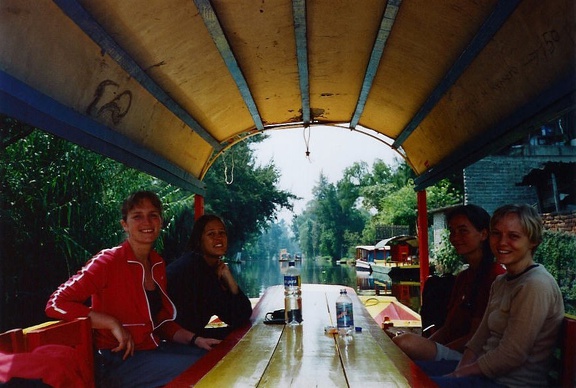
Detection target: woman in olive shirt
<box><xmin>428</xmin><ymin>204</ymin><xmax>564</xmax><ymax>388</ymax></box>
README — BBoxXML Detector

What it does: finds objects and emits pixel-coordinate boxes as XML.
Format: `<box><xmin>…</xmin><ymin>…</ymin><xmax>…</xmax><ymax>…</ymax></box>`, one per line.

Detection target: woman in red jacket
<box><xmin>46</xmin><ymin>191</ymin><xmax>216</xmax><ymax>387</ymax></box>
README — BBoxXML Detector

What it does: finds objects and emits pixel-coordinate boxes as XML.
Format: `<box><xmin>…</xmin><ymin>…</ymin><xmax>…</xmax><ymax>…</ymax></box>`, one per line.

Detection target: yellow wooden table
<box><xmin>168</xmin><ymin>284</ymin><xmax>436</xmax><ymax>387</ymax></box>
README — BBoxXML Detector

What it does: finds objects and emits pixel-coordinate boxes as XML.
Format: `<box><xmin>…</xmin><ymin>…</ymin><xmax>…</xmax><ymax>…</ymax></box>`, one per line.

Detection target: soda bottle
<box><xmin>336</xmin><ymin>289</ymin><xmax>354</xmax><ymax>335</ymax></box>
<box><xmin>284</xmin><ymin>260</ymin><xmax>302</xmax><ymax>325</ymax></box>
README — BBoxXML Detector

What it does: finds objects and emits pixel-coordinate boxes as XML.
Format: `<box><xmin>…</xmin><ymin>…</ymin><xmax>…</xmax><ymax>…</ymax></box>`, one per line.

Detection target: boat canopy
<box><xmin>1</xmin><ymin>0</ymin><xmax>574</xmax><ymax>193</ymax></box>
<box><xmin>375</xmin><ymin>235</ymin><xmax>419</xmax><ymax>249</ymax></box>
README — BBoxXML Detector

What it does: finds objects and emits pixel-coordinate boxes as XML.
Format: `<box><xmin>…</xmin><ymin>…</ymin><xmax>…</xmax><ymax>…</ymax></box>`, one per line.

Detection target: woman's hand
<box><xmin>215</xmin><ymin>259</ymin><xmax>239</xmax><ymax>294</ymax></box>
<box><xmin>194</xmin><ymin>336</ymin><xmax>222</xmax><ymax>351</ymax></box>
<box><xmin>174</xmin><ymin>329</ymin><xmax>222</xmax><ymax>351</ymax></box>
<box><xmin>110</xmin><ymin>323</ymin><xmax>135</xmax><ymax>360</ymax></box>
<box><xmin>89</xmin><ymin>311</ymin><xmax>134</xmax><ymax>360</ymax></box>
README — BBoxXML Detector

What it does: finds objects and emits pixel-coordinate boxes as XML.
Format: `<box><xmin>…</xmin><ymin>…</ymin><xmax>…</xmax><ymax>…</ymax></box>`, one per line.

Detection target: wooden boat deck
<box><xmin>167</xmin><ymin>284</ymin><xmax>436</xmax><ymax>387</ymax></box>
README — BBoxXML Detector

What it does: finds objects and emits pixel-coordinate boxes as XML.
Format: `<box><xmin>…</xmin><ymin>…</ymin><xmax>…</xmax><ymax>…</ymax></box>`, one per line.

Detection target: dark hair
<box><xmin>491</xmin><ymin>204</ymin><xmax>542</xmax><ymax>253</ymax></box>
<box><xmin>186</xmin><ymin>214</ymin><xmax>226</xmax><ymax>252</ymax></box>
<box><xmin>446</xmin><ymin>204</ymin><xmax>494</xmax><ymax>311</ymax></box>
<box><xmin>121</xmin><ymin>191</ymin><xmax>163</xmax><ymax>221</ymax></box>
<box><xmin>446</xmin><ymin>204</ymin><xmax>492</xmax><ymax>263</ymax></box>
<box><xmin>446</xmin><ymin>204</ymin><xmax>491</xmax><ymax>235</ymax></box>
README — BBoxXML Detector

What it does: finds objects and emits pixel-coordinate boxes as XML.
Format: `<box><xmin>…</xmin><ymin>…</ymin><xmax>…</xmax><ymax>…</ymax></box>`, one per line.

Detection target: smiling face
<box><xmin>120</xmin><ymin>198</ymin><xmax>162</xmax><ymax>248</ymax></box>
<box><xmin>201</xmin><ymin>219</ymin><xmax>228</xmax><ymax>262</ymax></box>
<box><xmin>489</xmin><ymin>212</ymin><xmax>536</xmax><ymax>275</ymax></box>
<box><xmin>448</xmin><ymin>214</ymin><xmax>488</xmax><ymax>264</ymax></box>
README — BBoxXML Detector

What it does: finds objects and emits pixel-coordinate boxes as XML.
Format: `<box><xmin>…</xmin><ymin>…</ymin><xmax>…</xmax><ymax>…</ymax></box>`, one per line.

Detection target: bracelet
<box><xmin>190</xmin><ymin>334</ymin><xmax>199</xmax><ymax>346</ymax></box>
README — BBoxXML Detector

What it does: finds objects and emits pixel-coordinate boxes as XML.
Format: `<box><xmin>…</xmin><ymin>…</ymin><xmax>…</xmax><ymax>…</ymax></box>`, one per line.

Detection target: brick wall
<box><xmin>465</xmin><ymin>154</ymin><xmax>576</xmax><ymax>235</ymax></box>
<box><xmin>542</xmin><ymin>212</ymin><xmax>576</xmax><ymax>234</ymax></box>
<box><xmin>464</xmin><ymin>156</ymin><xmax>540</xmax><ymax>215</ymax></box>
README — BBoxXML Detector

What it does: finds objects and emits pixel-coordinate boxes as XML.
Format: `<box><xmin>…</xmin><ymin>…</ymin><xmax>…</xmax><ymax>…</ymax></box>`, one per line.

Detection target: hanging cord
<box><xmin>303</xmin><ymin>125</ymin><xmax>311</xmax><ymax>161</ymax></box>
<box><xmin>223</xmin><ymin>151</ymin><xmax>234</xmax><ymax>185</ymax></box>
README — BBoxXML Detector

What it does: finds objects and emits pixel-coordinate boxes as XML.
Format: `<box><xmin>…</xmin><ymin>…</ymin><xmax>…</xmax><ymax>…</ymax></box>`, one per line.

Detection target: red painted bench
<box><xmin>0</xmin><ymin>328</ymin><xmax>25</xmax><ymax>353</ymax></box>
<box><xmin>558</xmin><ymin>314</ymin><xmax>576</xmax><ymax>388</ymax></box>
<box><xmin>1</xmin><ymin>318</ymin><xmax>94</xmax><ymax>387</ymax></box>
<box><xmin>25</xmin><ymin>317</ymin><xmax>94</xmax><ymax>384</ymax></box>
<box><xmin>1</xmin><ymin>313</ymin><xmax>573</xmax><ymax>387</ymax></box>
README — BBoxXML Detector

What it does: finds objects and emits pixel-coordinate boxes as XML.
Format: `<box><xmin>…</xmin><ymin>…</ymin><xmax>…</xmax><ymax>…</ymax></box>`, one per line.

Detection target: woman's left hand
<box><xmin>194</xmin><ymin>336</ymin><xmax>222</xmax><ymax>351</ymax></box>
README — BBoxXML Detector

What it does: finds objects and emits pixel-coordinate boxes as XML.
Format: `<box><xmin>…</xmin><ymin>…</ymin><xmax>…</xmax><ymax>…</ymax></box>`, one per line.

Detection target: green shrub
<box><xmin>535</xmin><ymin>229</ymin><xmax>576</xmax><ymax>315</ymax></box>
<box><xmin>432</xmin><ymin>229</ymin><xmax>463</xmax><ymax>275</ymax></box>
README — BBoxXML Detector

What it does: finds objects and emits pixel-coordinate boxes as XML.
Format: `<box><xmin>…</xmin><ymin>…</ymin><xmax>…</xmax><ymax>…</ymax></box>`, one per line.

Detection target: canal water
<box><xmin>228</xmin><ymin>256</ymin><xmax>422</xmax><ymax>312</ymax></box>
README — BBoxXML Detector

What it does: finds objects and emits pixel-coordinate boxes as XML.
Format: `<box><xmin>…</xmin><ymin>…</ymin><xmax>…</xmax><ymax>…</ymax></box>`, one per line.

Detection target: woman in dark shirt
<box><xmin>167</xmin><ymin>215</ymin><xmax>253</xmax><ymax>343</ymax></box>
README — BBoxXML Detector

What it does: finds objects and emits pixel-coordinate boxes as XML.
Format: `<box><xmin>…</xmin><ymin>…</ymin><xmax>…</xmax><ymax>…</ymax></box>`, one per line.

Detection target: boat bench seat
<box><xmin>0</xmin><ymin>318</ymin><xmax>94</xmax><ymax>387</ymax></box>
<box><xmin>550</xmin><ymin>314</ymin><xmax>576</xmax><ymax>387</ymax></box>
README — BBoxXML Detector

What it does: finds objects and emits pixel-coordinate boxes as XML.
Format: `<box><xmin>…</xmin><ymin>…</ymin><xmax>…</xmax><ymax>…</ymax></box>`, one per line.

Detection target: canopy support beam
<box><xmin>194</xmin><ymin>194</ymin><xmax>205</xmax><ymax>220</ymax></box>
<box><xmin>350</xmin><ymin>0</ymin><xmax>402</xmax><ymax>128</ymax></box>
<box><xmin>393</xmin><ymin>0</ymin><xmax>521</xmax><ymax>149</ymax></box>
<box><xmin>414</xmin><ymin>74</ymin><xmax>576</xmax><ymax>191</ymax></box>
<box><xmin>53</xmin><ymin>0</ymin><xmax>223</xmax><ymax>151</ymax></box>
<box><xmin>292</xmin><ymin>0</ymin><xmax>310</xmax><ymax>125</ymax></box>
<box><xmin>0</xmin><ymin>70</ymin><xmax>206</xmax><ymax>195</ymax></box>
<box><xmin>194</xmin><ymin>0</ymin><xmax>264</xmax><ymax>131</ymax></box>
<box><xmin>417</xmin><ymin>190</ymin><xmax>429</xmax><ymax>297</ymax></box>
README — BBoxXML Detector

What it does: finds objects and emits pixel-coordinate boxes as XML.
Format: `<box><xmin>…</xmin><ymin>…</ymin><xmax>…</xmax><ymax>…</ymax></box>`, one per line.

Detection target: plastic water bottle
<box><xmin>284</xmin><ymin>260</ymin><xmax>302</xmax><ymax>325</ymax></box>
<box><xmin>336</xmin><ymin>289</ymin><xmax>354</xmax><ymax>335</ymax></box>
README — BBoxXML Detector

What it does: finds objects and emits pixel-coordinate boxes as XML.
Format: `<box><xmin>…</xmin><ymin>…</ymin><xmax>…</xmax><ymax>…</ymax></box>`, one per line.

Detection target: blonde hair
<box><xmin>490</xmin><ymin>204</ymin><xmax>542</xmax><ymax>252</ymax></box>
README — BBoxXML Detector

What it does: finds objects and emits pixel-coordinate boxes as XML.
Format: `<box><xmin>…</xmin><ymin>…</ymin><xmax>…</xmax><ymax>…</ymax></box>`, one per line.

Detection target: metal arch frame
<box><xmin>414</xmin><ymin>73</ymin><xmax>576</xmax><ymax>190</ymax></box>
<box><xmin>350</xmin><ymin>0</ymin><xmax>402</xmax><ymax>129</ymax></box>
<box><xmin>392</xmin><ymin>0</ymin><xmax>522</xmax><ymax>149</ymax></box>
<box><xmin>53</xmin><ymin>0</ymin><xmax>223</xmax><ymax>151</ymax></box>
<box><xmin>194</xmin><ymin>0</ymin><xmax>264</xmax><ymax>131</ymax></box>
<box><xmin>292</xmin><ymin>0</ymin><xmax>310</xmax><ymax>125</ymax></box>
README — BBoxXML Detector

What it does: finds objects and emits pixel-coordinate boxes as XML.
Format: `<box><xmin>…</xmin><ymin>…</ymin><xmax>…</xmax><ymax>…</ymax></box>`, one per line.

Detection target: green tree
<box><xmin>432</xmin><ymin>229</ymin><xmax>463</xmax><ymax>275</ymax></box>
<box><xmin>0</xmin><ymin>117</ymin><xmax>297</xmax><ymax>329</ymax></box>
<box><xmin>200</xmin><ymin>140</ymin><xmax>297</xmax><ymax>257</ymax></box>
<box><xmin>293</xmin><ymin>208</ymin><xmax>320</xmax><ymax>259</ymax></box>
<box><xmin>535</xmin><ymin>230</ymin><xmax>576</xmax><ymax>314</ymax></box>
<box><xmin>1</xmin><ymin>127</ymin><xmax>148</xmax><ymax>328</ymax></box>
<box><xmin>295</xmin><ymin>169</ymin><xmax>368</xmax><ymax>260</ymax></box>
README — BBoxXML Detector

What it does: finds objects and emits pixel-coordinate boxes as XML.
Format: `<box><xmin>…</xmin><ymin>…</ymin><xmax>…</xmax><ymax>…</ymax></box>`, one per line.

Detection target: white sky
<box><xmin>251</xmin><ymin>125</ymin><xmax>400</xmax><ymax>223</ymax></box>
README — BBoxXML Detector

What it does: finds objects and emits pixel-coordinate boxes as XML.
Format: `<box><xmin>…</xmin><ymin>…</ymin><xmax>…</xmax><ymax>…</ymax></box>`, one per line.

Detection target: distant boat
<box><xmin>370</xmin><ymin>235</ymin><xmax>419</xmax><ymax>275</ymax></box>
<box><xmin>355</xmin><ymin>258</ymin><xmax>373</xmax><ymax>272</ymax></box>
<box><xmin>354</xmin><ymin>245</ymin><xmax>388</xmax><ymax>273</ymax></box>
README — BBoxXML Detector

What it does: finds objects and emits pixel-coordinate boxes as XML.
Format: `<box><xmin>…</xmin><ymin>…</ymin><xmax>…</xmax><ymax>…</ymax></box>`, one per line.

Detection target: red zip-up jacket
<box><xmin>46</xmin><ymin>241</ymin><xmax>182</xmax><ymax>350</ymax></box>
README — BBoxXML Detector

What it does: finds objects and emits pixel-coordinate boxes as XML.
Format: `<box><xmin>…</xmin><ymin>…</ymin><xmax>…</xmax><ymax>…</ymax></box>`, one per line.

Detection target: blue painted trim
<box><xmin>53</xmin><ymin>0</ymin><xmax>222</xmax><ymax>151</ymax></box>
<box><xmin>393</xmin><ymin>0</ymin><xmax>521</xmax><ymax>148</ymax></box>
<box><xmin>350</xmin><ymin>0</ymin><xmax>402</xmax><ymax>128</ymax></box>
<box><xmin>414</xmin><ymin>72</ymin><xmax>576</xmax><ymax>190</ymax></box>
<box><xmin>292</xmin><ymin>0</ymin><xmax>310</xmax><ymax>124</ymax></box>
<box><xmin>0</xmin><ymin>70</ymin><xmax>206</xmax><ymax>195</ymax></box>
<box><xmin>194</xmin><ymin>0</ymin><xmax>264</xmax><ymax>130</ymax></box>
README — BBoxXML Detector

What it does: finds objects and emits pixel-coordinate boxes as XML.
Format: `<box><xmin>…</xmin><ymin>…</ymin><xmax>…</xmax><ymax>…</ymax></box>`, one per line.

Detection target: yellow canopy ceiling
<box><xmin>1</xmin><ymin>0</ymin><xmax>574</xmax><ymax>194</ymax></box>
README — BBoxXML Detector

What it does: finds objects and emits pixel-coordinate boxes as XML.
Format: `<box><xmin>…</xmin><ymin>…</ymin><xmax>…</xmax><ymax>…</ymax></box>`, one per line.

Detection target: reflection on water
<box><xmin>228</xmin><ymin>257</ymin><xmax>358</xmax><ymax>298</ymax></box>
<box><xmin>228</xmin><ymin>257</ymin><xmax>420</xmax><ymax>311</ymax></box>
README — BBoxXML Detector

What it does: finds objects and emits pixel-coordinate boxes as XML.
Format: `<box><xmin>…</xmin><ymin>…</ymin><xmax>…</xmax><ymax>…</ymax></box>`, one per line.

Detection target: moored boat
<box><xmin>358</xmin><ymin>294</ymin><xmax>421</xmax><ymax>334</ymax></box>
<box><xmin>354</xmin><ymin>245</ymin><xmax>388</xmax><ymax>273</ymax></box>
<box><xmin>370</xmin><ymin>235</ymin><xmax>419</xmax><ymax>275</ymax></box>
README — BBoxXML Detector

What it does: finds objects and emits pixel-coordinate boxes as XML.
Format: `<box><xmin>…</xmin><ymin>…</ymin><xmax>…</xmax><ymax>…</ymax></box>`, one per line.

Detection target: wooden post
<box><xmin>417</xmin><ymin>190</ymin><xmax>429</xmax><ymax>298</ymax></box>
<box><xmin>194</xmin><ymin>194</ymin><xmax>204</xmax><ymax>220</ymax></box>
